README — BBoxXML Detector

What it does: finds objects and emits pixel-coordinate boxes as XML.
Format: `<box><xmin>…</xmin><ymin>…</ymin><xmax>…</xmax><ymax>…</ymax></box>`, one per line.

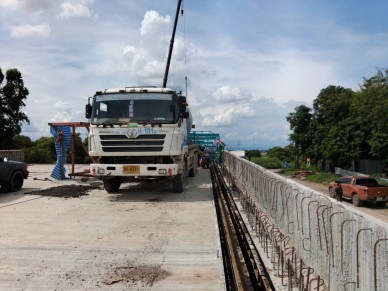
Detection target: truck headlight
<box><xmin>97</xmin><ymin>167</ymin><xmax>105</xmax><ymax>174</ymax></box>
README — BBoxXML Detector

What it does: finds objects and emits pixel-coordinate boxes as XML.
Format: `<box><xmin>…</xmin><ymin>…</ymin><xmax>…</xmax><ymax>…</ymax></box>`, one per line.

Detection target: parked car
<box><xmin>328</xmin><ymin>176</ymin><xmax>388</xmax><ymax>207</ymax></box>
<box><xmin>0</xmin><ymin>156</ymin><xmax>29</xmax><ymax>192</ymax></box>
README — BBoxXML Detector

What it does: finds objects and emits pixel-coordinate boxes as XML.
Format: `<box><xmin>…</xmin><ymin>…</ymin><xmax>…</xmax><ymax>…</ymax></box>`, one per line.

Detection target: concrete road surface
<box><xmin>0</xmin><ymin>164</ymin><xmax>224</xmax><ymax>290</ymax></box>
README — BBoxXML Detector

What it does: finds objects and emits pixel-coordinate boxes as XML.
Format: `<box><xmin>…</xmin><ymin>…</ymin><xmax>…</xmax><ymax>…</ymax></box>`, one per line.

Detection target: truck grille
<box><xmin>99</xmin><ymin>134</ymin><xmax>166</xmax><ymax>152</ymax></box>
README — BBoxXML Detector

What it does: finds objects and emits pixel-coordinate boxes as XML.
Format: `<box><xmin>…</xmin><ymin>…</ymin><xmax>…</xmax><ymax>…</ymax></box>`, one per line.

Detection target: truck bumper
<box><xmin>370</xmin><ymin>197</ymin><xmax>388</xmax><ymax>202</ymax></box>
<box><xmin>90</xmin><ymin>163</ymin><xmax>178</xmax><ymax>177</ymax></box>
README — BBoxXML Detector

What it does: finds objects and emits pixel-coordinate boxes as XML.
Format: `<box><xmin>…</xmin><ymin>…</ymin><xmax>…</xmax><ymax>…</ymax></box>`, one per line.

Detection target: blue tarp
<box><xmin>50</xmin><ymin>126</ymin><xmax>71</xmax><ymax>180</ymax></box>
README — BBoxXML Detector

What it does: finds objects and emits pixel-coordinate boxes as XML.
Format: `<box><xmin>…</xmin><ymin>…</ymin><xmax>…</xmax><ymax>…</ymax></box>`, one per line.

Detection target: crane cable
<box><xmin>181</xmin><ymin>0</ymin><xmax>188</xmax><ymax>97</ymax></box>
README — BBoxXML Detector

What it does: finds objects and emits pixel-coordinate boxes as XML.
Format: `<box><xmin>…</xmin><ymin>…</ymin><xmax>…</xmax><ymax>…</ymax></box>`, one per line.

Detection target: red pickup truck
<box><xmin>328</xmin><ymin>176</ymin><xmax>388</xmax><ymax>207</ymax></box>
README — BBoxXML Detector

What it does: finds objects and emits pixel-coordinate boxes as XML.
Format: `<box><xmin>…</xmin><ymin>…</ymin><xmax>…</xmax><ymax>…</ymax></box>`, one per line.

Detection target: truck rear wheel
<box><xmin>172</xmin><ymin>174</ymin><xmax>184</xmax><ymax>193</ymax></box>
<box><xmin>103</xmin><ymin>178</ymin><xmax>121</xmax><ymax>193</ymax></box>
<box><xmin>352</xmin><ymin>193</ymin><xmax>363</xmax><ymax>207</ymax></box>
<box><xmin>328</xmin><ymin>188</ymin><xmax>335</xmax><ymax>198</ymax></box>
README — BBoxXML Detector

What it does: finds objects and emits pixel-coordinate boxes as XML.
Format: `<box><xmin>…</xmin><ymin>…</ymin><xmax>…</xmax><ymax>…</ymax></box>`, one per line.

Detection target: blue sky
<box><xmin>1</xmin><ymin>0</ymin><xmax>387</xmax><ymax>150</ymax></box>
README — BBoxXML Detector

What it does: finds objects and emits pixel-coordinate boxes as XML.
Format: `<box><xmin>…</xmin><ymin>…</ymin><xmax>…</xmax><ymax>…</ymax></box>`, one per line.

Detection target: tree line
<box><xmin>1</xmin><ymin>66</ymin><xmax>387</xmax><ymax>169</ymax></box>
<box><xmin>9</xmin><ymin>135</ymin><xmax>90</xmax><ymax>164</ymax></box>
<box><xmin>286</xmin><ymin>69</ymin><xmax>388</xmax><ymax>170</ymax></box>
<box><xmin>0</xmin><ymin>67</ymin><xmax>89</xmax><ymax>163</ymax></box>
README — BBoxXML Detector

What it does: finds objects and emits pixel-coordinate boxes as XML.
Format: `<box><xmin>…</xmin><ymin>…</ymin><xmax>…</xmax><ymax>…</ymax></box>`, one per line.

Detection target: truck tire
<box><xmin>0</xmin><ymin>183</ymin><xmax>9</xmax><ymax>193</ymax></box>
<box><xmin>103</xmin><ymin>178</ymin><xmax>121</xmax><ymax>193</ymax></box>
<box><xmin>172</xmin><ymin>174</ymin><xmax>184</xmax><ymax>193</ymax></box>
<box><xmin>376</xmin><ymin>201</ymin><xmax>386</xmax><ymax>207</ymax></box>
<box><xmin>188</xmin><ymin>160</ymin><xmax>197</xmax><ymax>177</ymax></box>
<box><xmin>352</xmin><ymin>193</ymin><xmax>363</xmax><ymax>207</ymax></box>
<box><xmin>9</xmin><ymin>171</ymin><xmax>24</xmax><ymax>192</ymax></box>
<box><xmin>188</xmin><ymin>167</ymin><xmax>195</xmax><ymax>177</ymax></box>
<box><xmin>328</xmin><ymin>188</ymin><xmax>335</xmax><ymax>198</ymax></box>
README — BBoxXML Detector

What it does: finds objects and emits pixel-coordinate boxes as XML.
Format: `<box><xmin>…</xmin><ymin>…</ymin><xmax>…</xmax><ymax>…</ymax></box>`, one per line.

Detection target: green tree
<box><xmin>69</xmin><ymin>134</ymin><xmax>91</xmax><ymax>164</ymax></box>
<box><xmin>0</xmin><ymin>68</ymin><xmax>29</xmax><ymax>149</ymax></box>
<box><xmin>312</xmin><ymin>85</ymin><xmax>355</xmax><ymax>168</ymax></box>
<box><xmin>25</xmin><ymin>137</ymin><xmax>56</xmax><ymax>163</ymax></box>
<box><xmin>251</xmin><ymin>156</ymin><xmax>282</xmax><ymax>169</ymax></box>
<box><xmin>352</xmin><ymin>69</ymin><xmax>388</xmax><ymax>159</ymax></box>
<box><xmin>266</xmin><ymin>146</ymin><xmax>293</xmax><ymax>163</ymax></box>
<box><xmin>286</xmin><ymin>105</ymin><xmax>313</xmax><ymax>167</ymax></box>
<box><xmin>12</xmin><ymin>135</ymin><xmax>33</xmax><ymax>149</ymax></box>
<box><xmin>245</xmin><ymin>150</ymin><xmax>261</xmax><ymax>160</ymax></box>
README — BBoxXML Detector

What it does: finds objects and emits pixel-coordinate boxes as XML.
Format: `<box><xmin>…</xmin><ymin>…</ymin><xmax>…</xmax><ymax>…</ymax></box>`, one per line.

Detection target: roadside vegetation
<box><xmin>250</xmin><ymin>69</ymin><xmax>388</xmax><ymax>180</ymax></box>
<box><xmin>0</xmin><ymin>66</ymin><xmax>90</xmax><ymax>164</ymax></box>
<box><xmin>8</xmin><ymin>135</ymin><xmax>90</xmax><ymax>164</ymax></box>
<box><xmin>286</xmin><ymin>69</ymin><xmax>388</xmax><ymax>172</ymax></box>
<box><xmin>1</xmin><ymin>66</ymin><xmax>387</xmax><ymax>172</ymax></box>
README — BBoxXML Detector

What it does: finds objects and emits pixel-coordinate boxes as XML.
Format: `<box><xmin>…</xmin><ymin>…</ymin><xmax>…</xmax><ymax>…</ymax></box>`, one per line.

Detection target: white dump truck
<box><xmin>85</xmin><ymin>86</ymin><xmax>197</xmax><ymax>193</ymax></box>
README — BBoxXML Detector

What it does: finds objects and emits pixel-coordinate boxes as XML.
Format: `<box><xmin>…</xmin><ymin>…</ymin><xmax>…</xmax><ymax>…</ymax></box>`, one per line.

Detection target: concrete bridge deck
<box><xmin>0</xmin><ymin>165</ymin><xmax>224</xmax><ymax>290</ymax></box>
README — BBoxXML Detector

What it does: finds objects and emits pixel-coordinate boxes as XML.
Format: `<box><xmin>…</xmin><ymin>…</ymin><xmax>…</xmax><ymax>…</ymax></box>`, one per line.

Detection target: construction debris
<box><xmin>25</xmin><ymin>184</ymin><xmax>100</xmax><ymax>198</ymax></box>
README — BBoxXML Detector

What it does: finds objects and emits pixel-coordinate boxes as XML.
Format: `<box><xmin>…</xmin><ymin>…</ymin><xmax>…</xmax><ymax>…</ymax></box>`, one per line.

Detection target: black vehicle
<box><xmin>0</xmin><ymin>156</ymin><xmax>29</xmax><ymax>192</ymax></box>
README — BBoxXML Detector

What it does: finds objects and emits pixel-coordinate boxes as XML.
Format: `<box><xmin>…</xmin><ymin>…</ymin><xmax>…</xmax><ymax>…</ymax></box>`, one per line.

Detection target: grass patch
<box><xmin>371</xmin><ymin>175</ymin><xmax>388</xmax><ymax>186</ymax></box>
<box><xmin>306</xmin><ymin>172</ymin><xmax>338</xmax><ymax>185</ymax></box>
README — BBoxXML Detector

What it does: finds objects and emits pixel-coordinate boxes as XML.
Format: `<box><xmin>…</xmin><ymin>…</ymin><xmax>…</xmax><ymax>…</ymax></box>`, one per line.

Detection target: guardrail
<box><xmin>223</xmin><ymin>151</ymin><xmax>388</xmax><ymax>290</ymax></box>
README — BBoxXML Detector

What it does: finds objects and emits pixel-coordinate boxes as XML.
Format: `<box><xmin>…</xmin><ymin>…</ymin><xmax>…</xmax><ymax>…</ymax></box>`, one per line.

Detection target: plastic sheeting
<box><xmin>50</xmin><ymin>126</ymin><xmax>71</xmax><ymax>180</ymax></box>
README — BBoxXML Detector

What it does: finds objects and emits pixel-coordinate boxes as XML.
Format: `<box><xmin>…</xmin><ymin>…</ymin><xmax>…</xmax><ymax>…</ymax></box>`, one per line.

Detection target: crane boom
<box><xmin>162</xmin><ymin>0</ymin><xmax>183</xmax><ymax>88</ymax></box>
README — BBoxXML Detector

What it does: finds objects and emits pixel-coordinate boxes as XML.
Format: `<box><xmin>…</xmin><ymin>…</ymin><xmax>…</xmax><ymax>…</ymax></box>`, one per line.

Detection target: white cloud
<box><xmin>140</xmin><ymin>10</ymin><xmax>170</xmax><ymax>37</ymax></box>
<box><xmin>0</xmin><ymin>0</ymin><xmax>22</xmax><ymax>10</ymax></box>
<box><xmin>57</xmin><ymin>2</ymin><xmax>93</xmax><ymax>19</ymax></box>
<box><xmin>200</xmin><ymin>104</ymin><xmax>256</xmax><ymax>127</ymax></box>
<box><xmin>0</xmin><ymin>0</ymin><xmax>53</xmax><ymax>16</ymax></box>
<box><xmin>119</xmin><ymin>10</ymin><xmax>184</xmax><ymax>85</ymax></box>
<box><xmin>212</xmin><ymin>86</ymin><xmax>253</xmax><ymax>103</ymax></box>
<box><xmin>198</xmin><ymin>86</ymin><xmax>257</xmax><ymax>128</ymax></box>
<box><xmin>1</xmin><ymin>1</ymin><xmax>385</xmax><ymax>150</ymax></box>
<box><xmin>10</xmin><ymin>23</ymin><xmax>51</xmax><ymax>38</ymax></box>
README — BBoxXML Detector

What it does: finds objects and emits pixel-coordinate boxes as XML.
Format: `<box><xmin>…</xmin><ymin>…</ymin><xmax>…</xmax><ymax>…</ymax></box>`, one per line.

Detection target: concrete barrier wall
<box><xmin>223</xmin><ymin>151</ymin><xmax>388</xmax><ymax>290</ymax></box>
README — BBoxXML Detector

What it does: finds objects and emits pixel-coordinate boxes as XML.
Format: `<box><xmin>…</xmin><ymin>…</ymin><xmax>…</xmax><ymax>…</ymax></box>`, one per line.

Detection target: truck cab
<box><xmin>86</xmin><ymin>86</ymin><xmax>197</xmax><ymax>193</ymax></box>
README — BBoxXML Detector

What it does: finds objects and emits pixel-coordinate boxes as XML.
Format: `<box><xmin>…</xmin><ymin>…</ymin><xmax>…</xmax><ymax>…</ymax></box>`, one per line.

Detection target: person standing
<box><xmin>335</xmin><ymin>182</ymin><xmax>343</xmax><ymax>202</ymax></box>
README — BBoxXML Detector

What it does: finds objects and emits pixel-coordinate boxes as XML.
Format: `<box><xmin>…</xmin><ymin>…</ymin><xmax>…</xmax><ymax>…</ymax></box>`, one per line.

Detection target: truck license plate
<box><xmin>123</xmin><ymin>165</ymin><xmax>140</xmax><ymax>174</ymax></box>
<box><xmin>376</xmin><ymin>197</ymin><xmax>386</xmax><ymax>202</ymax></box>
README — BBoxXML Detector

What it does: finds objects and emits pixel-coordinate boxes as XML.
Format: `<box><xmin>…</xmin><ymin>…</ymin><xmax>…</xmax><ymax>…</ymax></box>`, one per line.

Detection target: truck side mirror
<box><xmin>178</xmin><ymin>96</ymin><xmax>188</xmax><ymax>111</ymax></box>
<box><xmin>85</xmin><ymin>97</ymin><xmax>93</xmax><ymax>119</ymax></box>
<box><xmin>85</xmin><ymin>104</ymin><xmax>92</xmax><ymax>119</ymax></box>
<box><xmin>180</xmin><ymin>111</ymin><xmax>189</xmax><ymax>119</ymax></box>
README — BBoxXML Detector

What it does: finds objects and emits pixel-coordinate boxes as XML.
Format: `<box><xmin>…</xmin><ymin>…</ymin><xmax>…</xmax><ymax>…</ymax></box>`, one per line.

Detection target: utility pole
<box><xmin>248</xmin><ymin>137</ymin><xmax>256</xmax><ymax>147</ymax></box>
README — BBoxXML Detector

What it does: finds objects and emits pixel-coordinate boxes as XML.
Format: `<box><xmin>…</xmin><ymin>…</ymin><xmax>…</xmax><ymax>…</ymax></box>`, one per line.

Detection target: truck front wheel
<box><xmin>172</xmin><ymin>174</ymin><xmax>184</xmax><ymax>193</ymax></box>
<box><xmin>103</xmin><ymin>178</ymin><xmax>121</xmax><ymax>193</ymax></box>
<box><xmin>9</xmin><ymin>171</ymin><xmax>24</xmax><ymax>192</ymax></box>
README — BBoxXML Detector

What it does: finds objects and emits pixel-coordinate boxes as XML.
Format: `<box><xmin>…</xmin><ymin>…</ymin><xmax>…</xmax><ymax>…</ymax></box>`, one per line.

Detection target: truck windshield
<box><xmin>91</xmin><ymin>93</ymin><xmax>177</xmax><ymax>125</ymax></box>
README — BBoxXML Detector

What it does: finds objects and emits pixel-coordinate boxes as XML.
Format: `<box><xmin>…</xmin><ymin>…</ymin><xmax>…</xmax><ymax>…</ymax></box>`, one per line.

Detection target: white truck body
<box><xmin>87</xmin><ymin>87</ymin><xmax>197</xmax><ymax>193</ymax></box>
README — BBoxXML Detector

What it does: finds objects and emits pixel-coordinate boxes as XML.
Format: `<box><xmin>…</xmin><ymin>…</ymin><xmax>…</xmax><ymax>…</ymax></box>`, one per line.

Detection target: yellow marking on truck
<box><xmin>123</xmin><ymin>165</ymin><xmax>140</xmax><ymax>174</ymax></box>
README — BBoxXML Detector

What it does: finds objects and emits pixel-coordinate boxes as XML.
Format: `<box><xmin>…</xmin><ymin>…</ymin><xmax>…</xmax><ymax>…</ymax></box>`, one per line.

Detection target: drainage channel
<box><xmin>210</xmin><ymin>162</ymin><xmax>276</xmax><ymax>291</ymax></box>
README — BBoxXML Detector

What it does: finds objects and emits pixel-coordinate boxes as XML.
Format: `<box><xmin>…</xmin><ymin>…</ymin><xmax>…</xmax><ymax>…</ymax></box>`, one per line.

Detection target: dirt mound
<box><xmin>103</xmin><ymin>264</ymin><xmax>170</xmax><ymax>287</ymax></box>
<box><xmin>26</xmin><ymin>185</ymin><xmax>100</xmax><ymax>198</ymax></box>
